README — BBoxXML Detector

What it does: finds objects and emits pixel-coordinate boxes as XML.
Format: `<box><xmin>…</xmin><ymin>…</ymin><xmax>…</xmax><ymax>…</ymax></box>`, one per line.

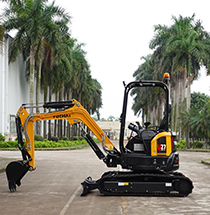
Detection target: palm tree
<box><xmin>165</xmin><ymin>15</ymin><xmax>210</xmax><ymax>110</ymax></box>
<box><xmin>132</xmin><ymin>54</ymin><xmax>165</xmax><ymax>125</ymax></box>
<box><xmin>131</xmin><ymin>55</ymin><xmax>154</xmax><ymax>120</ymax></box>
<box><xmin>88</xmin><ymin>79</ymin><xmax>102</xmax><ymax>119</ymax></box>
<box><xmin>179</xmin><ymin>109</ymin><xmax>195</xmax><ymax>148</ymax></box>
<box><xmin>3</xmin><ymin>0</ymin><xmax>69</xmax><ymax>104</ymax></box>
<box><xmin>150</xmin><ymin>14</ymin><xmax>210</xmax><ymax>139</ymax></box>
<box><xmin>190</xmin><ymin>104</ymin><xmax>210</xmax><ymax>148</ymax></box>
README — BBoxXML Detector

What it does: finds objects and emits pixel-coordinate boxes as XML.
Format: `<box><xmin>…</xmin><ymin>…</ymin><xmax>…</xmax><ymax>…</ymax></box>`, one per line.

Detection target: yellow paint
<box><xmin>151</xmin><ymin>131</ymin><xmax>172</xmax><ymax>156</ymax></box>
<box><xmin>16</xmin><ymin>99</ymin><xmax>115</xmax><ymax>170</ymax></box>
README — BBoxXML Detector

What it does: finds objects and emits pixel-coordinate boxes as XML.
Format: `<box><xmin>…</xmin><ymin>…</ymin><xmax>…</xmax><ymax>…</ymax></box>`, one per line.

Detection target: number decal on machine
<box><xmin>157</xmin><ymin>143</ymin><xmax>166</xmax><ymax>153</ymax></box>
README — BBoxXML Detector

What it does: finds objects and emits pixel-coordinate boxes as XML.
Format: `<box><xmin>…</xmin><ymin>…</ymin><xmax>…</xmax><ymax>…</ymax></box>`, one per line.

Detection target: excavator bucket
<box><xmin>6</xmin><ymin>160</ymin><xmax>30</xmax><ymax>192</ymax></box>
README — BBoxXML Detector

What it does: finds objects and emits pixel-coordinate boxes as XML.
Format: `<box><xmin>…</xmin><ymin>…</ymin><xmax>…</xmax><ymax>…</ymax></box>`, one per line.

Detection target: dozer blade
<box><xmin>6</xmin><ymin>160</ymin><xmax>30</xmax><ymax>192</ymax></box>
<box><xmin>81</xmin><ymin>177</ymin><xmax>100</xmax><ymax>196</ymax></box>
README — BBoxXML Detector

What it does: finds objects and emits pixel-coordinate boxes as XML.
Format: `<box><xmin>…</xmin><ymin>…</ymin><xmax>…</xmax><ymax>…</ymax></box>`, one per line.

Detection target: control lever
<box><xmin>128</xmin><ymin>123</ymin><xmax>140</xmax><ymax>136</ymax></box>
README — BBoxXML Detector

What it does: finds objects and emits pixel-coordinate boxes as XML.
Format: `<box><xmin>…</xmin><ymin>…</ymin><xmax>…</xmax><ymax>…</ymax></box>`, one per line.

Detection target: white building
<box><xmin>0</xmin><ymin>34</ymin><xmax>30</xmax><ymax>139</ymax></box>
<box><xmin>96</xmin><ymin>121</ymin><xmax>136</xmax><ymax>140</ymax></box>
<box><xmin>0</xmin><ymin>34</ymin><xmax>48</xmax><ymax>140</ymax></box>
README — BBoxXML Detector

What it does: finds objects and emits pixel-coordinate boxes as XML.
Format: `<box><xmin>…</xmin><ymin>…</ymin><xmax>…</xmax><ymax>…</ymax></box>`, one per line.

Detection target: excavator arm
<box><xmin>6</xmin><ymin>99</ymin><xmax>120</xmax><ymax>191</ymax></box>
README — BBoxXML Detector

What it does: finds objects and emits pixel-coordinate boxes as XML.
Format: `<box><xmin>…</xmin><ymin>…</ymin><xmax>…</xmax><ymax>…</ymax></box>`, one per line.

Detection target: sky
<box><xmin>1</xmin><ymin>0</ymin><xmax>210</xmax><ymax>121</ymax></box>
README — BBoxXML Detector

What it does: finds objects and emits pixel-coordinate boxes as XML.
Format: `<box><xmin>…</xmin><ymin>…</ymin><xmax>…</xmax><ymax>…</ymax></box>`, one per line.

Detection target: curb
<box><xmin>201</xmin><ymin>160</ymin><xmax>210</xmax><ymax>166</ymax></box>
<box><xmin>178</xmin><ymin>149</ymin><xmax>210</xmax><ymax>153</ymax></box>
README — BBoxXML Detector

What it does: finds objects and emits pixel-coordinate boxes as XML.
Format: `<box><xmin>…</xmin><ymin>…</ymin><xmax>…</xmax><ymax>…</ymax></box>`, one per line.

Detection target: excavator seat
<box><xmin>126</xmin><ymin>130</ymin><xmax>156</xmax><ymax>155</ymax></box>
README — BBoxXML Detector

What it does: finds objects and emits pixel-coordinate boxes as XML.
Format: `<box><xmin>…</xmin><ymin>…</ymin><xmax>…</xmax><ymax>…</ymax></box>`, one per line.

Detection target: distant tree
<box><xmin>100</xmin><ymin>118</ymin><xmax>107</xmax><ymax>121</ymax></box>
<box><xmin>107</xmin><ymin>116</ymin><xmax>116</xmax><ymax>121</ymax></box>
<box><xmin>149</xmin><ymin>14</ymin><xmax>210</xmax><ymax>137</ymax></box>
<box><xmin>179</xmin><ymin>109</ymin><xmax>196</xmax><ymax>148</ymax></box>
<box><xmin>190</xmin><ymin>102</ymin><xmax>210</xmax><ymax>148</ymax></box>
<box><xmin>191</xmin><ymin>92</ymin><xmax>210</xmax><ymax>111</ymax></box>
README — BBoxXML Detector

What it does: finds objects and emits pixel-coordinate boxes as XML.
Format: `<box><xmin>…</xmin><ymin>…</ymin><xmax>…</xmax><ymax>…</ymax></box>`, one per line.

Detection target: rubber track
<box><xmin>98</xmin><ymin>171</ymin><xmax>193</xmax><ymax>197</ymax></box>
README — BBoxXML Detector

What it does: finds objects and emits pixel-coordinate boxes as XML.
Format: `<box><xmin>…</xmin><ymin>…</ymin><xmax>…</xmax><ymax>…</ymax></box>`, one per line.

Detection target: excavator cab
<box><xmin>125</xmin><ymin>104</ymin><xmax>173</xmax><ymax>155</ymax></box>
<box><xmin>117</xmin><ymin>79</ymin><xmax>179</xmax><ymax>172</ymax></box>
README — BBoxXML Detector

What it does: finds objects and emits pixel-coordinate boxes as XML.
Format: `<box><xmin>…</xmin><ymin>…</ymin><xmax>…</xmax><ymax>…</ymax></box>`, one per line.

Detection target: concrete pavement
<box><xmin>0</xmin><ymin>146</ymin><xmax>210</xmax><ymax>215</ymax></box>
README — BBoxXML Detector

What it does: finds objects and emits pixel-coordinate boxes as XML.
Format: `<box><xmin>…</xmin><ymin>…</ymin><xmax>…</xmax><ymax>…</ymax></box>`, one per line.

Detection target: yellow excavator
<box><xmin>6</xmin><ymin>74</ymin><xmax>193</xmax><ymax>196</ymax></box>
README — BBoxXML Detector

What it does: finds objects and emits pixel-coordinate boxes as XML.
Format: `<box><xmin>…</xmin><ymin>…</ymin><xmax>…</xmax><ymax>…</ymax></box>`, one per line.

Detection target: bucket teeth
<box><xmin>8</xmin><ymin>181</ymin><xmax>16</xmax><ymax>192</ymax></box>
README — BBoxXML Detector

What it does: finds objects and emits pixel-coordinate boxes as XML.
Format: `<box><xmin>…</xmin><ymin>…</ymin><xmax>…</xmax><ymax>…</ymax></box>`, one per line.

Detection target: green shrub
<box><xmin>34</xmin><ymin>134</ymin><xmax>44</xmax><ymax>141</ymax></box>
<box><xmin>0</xmin><ymin>136</ymin><xmax>98</xmax><ymax>149</ymax></box>
<box><xmin>50</xmin><ymin>136</ymin><xmax>59</xmax><ymax>142</ymax></box>
<box><xmin>62</xmin><ymin>136</ymin><xmax>69</xmax><ymax>141</ymax></box>
<box><xmin>73</xmin><ymin>136</ymin><xmax>84</xmax><ymax>141</ymax></box>
<box><xmin>195</xmin><ymin>141</ymin><xmax>204</xmax><ymax>149</ymax></box>
<box><xmin>0</xmin><ymin>140</ymin><xmax>18</xmax><ymax>148</ymax></box>
<box><xmin>177</xmin><ymin>140</ymin><xmax>186</xmax><ymax>149</ymax></box>
<box><xmin>0</xmin><ymin>133</ymin><xmax>5</xmax><ymax>141</ymax></box>
<box><xmin>73</xmin><ymin>136</ymin><xmax>79</xmax><ymax>141</ymax></box>
<box><xmin>190</xmin><ymin>141</ymin><xmax>204</xmax><ymax>148</ymax></box>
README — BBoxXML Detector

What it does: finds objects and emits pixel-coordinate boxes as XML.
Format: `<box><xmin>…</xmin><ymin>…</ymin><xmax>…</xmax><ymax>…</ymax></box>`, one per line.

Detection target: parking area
<box><xmin>0</xmin><ymin>146</ymin><xmax>210</xmax><ymax>215</ymax></box>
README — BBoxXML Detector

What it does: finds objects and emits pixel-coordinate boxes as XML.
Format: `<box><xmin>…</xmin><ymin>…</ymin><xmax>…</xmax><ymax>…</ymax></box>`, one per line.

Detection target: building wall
<box><xmin>0</xmin><ymin>35</ymin><xmax>52</xmax><ymax>139</ymax></box>
<box><xmin>0</xmin><ymin>35</ymin><xmax>30</xmax><ymax>138</ymax></box>
<box><xmin>96</xmin><ymin>121</ymin><xmax>136</xmax><ymax>140</ymax></box>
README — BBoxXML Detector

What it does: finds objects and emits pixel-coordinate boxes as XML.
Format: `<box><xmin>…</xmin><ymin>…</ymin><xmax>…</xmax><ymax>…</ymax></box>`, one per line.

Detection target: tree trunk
<box><xmin>63</xmin><ymin>90</ymin><xmax>67</xmax><ymax>137</ymax></box>
<box><xmin>185</xmin><ymin>70</ymin><xmax>194</xmax><ymax>147</ymax></box>
<box><xmin>36</xmin><ymin>62</ymin><xmax>42</xmax><ymax>135</ymax></box>
<box><xmin>158</xmin><ymin>92</ymin><xmax>164</xmax><ymax>125</ymax></box>
<box><xmin>186</xmin><ymin>74</ymin><xmax>194</xmax><ymax>110</ymax></box>
<box><xmin>186</xmin><ymin>126</ymin><xmax>190</xmax><ymax>148</ymax></box>
<box><xmin>30</xmin><ymin>45</ymin><xmax>35</xmax><ymax>105</ymax></box>
<box><xmin>48</xmin><ymin>86</ymin><xmax>52</xmax><ymax>140</ymax></box>
<box><xmin>54</xmin><ymin>93</ymin><xmax>58</xmax><ymax>137</ymax></box>
<box><xmin>170</xmin><ymin>74</ymin><xmax>178</xmax><ymax>133</ymax></box>
<box><xmin>58</xmin><ymin>88</ymin><xmax>63</xmax><ymax>140</ymax></box>
<box><xmin>43</xmin><ymin>84</ymin><xmax>48</xmax><ymax>139</ymax></box>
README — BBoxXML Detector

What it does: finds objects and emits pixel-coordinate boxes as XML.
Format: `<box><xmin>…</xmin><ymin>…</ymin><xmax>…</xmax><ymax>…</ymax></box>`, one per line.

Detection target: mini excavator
<box><xmin>6</xmin><ymin>73</ymin><xmax>193</xmax><ymax>196</ymax></box>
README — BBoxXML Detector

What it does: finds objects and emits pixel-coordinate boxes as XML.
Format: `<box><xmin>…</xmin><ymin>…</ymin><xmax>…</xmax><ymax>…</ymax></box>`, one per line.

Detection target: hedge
<box><xmin>176</xmin><ymin>140</ymin><xmax>206</xmax><ymax>149</ymax></box>
<box><xmin>0</xmin><ymin>133</ymin><xmax>5</xmax><ymax>142</ymax></box>
<box><xmin>0</xmin><ymin>138</ymin><xmax>100</xmax><ymax>149</ymax></box>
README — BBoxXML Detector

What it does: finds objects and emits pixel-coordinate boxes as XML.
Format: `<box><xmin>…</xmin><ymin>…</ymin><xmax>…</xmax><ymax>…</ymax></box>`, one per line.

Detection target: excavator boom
<box><xmin>6</xmin><ymin>99</ymin><xmax>119</xmax><ymax>191</ymax></box>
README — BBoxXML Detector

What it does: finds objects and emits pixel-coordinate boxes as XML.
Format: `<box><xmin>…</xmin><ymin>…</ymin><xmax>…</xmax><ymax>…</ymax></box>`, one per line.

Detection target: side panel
<box><xmin>151</xmin><ymin>132</ymin><xmax>172</xmax><ymax>156</ymax></box>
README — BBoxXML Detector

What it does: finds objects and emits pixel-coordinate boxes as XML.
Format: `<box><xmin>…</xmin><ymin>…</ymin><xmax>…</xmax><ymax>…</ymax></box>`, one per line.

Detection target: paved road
<box><xmin>0</xmin><ymin>145</ymin><xmax>210</xmax><ymax>215</ymax></box>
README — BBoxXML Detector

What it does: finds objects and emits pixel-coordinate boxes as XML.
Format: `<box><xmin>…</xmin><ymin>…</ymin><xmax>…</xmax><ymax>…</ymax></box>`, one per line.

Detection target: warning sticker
<box><xmin>134</xmin><ymin>143</ymin><xmax>144</xmax><ymax>151</ymax></box>
<box><xmin>118</xmin><ymin>182</ymin><xmax>129</xmax><ymax>186</ymax></box>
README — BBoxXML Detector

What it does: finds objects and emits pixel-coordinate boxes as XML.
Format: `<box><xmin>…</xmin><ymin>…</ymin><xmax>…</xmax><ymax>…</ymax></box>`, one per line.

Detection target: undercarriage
<box><xmin>81</xmin><ymin>171</ymin><xmax>193</xmax><ymax>197</ymax></box>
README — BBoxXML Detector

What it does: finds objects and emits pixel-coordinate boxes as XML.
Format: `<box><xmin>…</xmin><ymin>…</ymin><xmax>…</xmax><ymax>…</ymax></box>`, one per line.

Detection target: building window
<box><xmin>10</xmin><ymin>115</ymin><xmax>16</xmax><ymax>133</ymax></box>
